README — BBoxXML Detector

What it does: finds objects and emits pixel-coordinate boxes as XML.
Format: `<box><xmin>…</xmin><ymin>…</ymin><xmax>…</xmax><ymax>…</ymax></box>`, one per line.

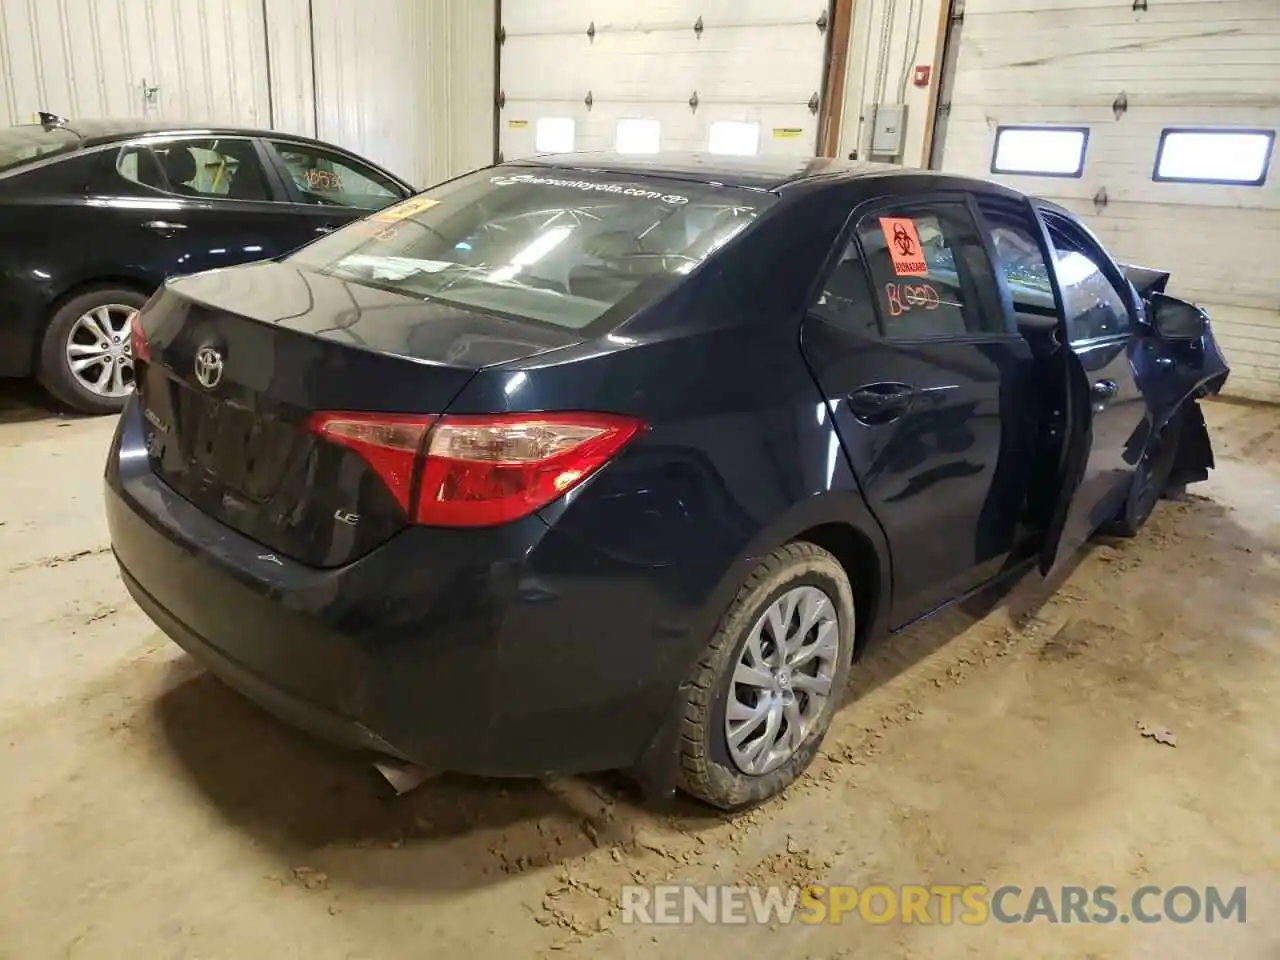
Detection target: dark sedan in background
<box><xmin>107</xmin><ymin>154</ymin><xmax>1228</xmax><ymax>810</ymax></box>
<box><xmin>0</xmin><ymin>116</ymin><xmax>413</xmax><ymax>412</ymax></box>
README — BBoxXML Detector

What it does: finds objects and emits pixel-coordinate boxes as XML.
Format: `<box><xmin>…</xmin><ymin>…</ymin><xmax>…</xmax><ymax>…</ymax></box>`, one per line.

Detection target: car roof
<box><xmin>46</xmin><ymin>117</ymin><xmax>333</xmax><ymax>150</ymax></box>
<box><xmin>513</xmin><ymin>150</ymin><xmax>1026</xmax><ymax>198</ymax></box>
<box><xmin>515</xmin><ymin>151</ymin><xmax>904</xmax><ymax>190</ymax></box>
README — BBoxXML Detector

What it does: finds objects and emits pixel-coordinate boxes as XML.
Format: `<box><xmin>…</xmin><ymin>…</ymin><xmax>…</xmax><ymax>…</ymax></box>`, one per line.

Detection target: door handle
<box><xmin>847</xmin><ymin>382</ymin><xmax>914</xmax><ymax>424</ymax></box>
<box><xmin>142</xmin><ymin>220</ymin><xmax>187</xmax><ymax>234</ymax></box>
<box><xmin>1091</xmin><ymin>379</ymin><xmax>1119</xmax><ymax>400</ymax></box>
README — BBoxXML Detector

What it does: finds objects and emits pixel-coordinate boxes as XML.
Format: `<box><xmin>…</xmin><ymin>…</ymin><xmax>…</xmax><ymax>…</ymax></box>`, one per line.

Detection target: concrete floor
<box><xmin>1</xmin><ymin>386</ymin><xmax>1277</xmax><ymax>960</ymax></box>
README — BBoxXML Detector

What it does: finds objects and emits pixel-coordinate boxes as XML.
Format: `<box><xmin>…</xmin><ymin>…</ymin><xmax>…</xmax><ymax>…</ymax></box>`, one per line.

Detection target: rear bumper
<box><xmin>118</xmin><ymin>561</ymin><xmax>409</xmax><ymax>758</ymax></box>
<box><xmin>106</xmin><ymin>397</ymin><xmax>688</xmax><ymax>776</ymax></box>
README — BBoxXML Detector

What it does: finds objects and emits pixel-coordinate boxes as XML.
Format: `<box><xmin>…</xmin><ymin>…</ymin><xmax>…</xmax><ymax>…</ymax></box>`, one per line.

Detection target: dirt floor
<box><xmin>0</xmin><ymin>384</ymin><xmax>1277</xmax><ymax>960</ymax></box>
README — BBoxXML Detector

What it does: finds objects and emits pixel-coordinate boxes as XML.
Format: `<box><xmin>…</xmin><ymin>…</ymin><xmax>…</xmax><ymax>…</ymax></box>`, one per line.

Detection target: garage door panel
<box><xmin>501</xmin><ymin>102</ymin><xmax>816</xmax><ymax>159</ymax></box>
<box><xmin>965</xmin><ymin>33</ymin><xmax>1280</xmax><ymax>63</ymax></box>
<box><xmin>979</xmin><ymin>0</ymin><xmax>1255</xmax><ymax>10</ymax></box>
<box><xmin>945</xmin><ymin>104</ymin><xmax>1280</xmax><ymax>128</ymax></box>
<box><xmin>500</xmin><ymin>0</ymin><xmax>826</xmax><ymax>162</ymax></box>
<box><xmin>1004</xmin><ymin>176</ymin><xmax>1278</xmax><ymax>210</ymax></box>
<box><xmin>944</xmin><ymin>1</ymin><xmax>1280</xmax><ymax>400</ymax></box>
<box><xmin>962</xmin><ymin>1</ymin><xmax>1280</xmax><ymax>41</ymax></box>
<box><xmin>1216</xmin><ymin>329</ymin><xmax>1280</xmax><ymax>360</ymax></box>
<box><xmin>506</xmin><ymin>30</ymin><xmax>822</xmax><ymax>105</ymax></box>
<box><xmin>504</xmin><ymin>0</ymin><xmax>826</xmax><ymax>33</ymax></box>
<box><xmin>953</xmin><ymin>75</ymin><xmax>1280</xmax><ymax>105</ymax></box>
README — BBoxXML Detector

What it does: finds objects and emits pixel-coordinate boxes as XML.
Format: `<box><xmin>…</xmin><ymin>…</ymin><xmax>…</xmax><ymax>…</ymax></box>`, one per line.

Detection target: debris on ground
<box><xmin>1137</xmin><ymin>721</ymin><xmax>1178</xmax><ymax>747</ymax></box>
<box><xmin>291</xmin><ymin>866</ymin><xmax>329</xmax><ymax>890</ymax></box>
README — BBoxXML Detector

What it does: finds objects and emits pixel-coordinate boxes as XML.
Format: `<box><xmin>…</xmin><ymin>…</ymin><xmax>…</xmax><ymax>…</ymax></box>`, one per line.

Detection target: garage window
<box><xmin>535</xmin><ymin>118</ymin><xmax>575</xmax><ymax>154</ymax></box>
<box><xmin>708</xmin><ymin>121</ymin><xmax>760</xmax><ymax>156</ymax></box>
<box><xmin>991</xmin><ymin>126</ymin><xmax>1089</xmax><ymax>178</ymax></box>
<box><xmin>1153</xmin><ymin>129</ymin><xmax>1274</xmax><ymax>186</ymax></box>
<box><xmin>616</xmin><ymin>119</ymin><xmax>661</xmax><ymax>155</ymax></box>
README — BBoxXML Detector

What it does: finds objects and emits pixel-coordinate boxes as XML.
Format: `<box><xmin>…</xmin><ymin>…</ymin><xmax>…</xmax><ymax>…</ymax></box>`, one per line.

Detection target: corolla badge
<box><xmin>194</xmin><ymin>345</ymin><xmax>224</xmax><ymax>389</ymax></box>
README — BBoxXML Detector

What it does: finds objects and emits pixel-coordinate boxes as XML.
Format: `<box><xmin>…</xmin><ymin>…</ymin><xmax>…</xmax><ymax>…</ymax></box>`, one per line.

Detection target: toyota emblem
<box><xmin>194</xmin><ymin>345</ymin><xmax>224</xmax><ymax>389</ymax></box>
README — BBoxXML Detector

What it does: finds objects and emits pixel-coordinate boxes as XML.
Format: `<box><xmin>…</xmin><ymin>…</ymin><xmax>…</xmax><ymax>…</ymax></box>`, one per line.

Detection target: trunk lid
<box><xmin>135</xmin><ymin>261</ymin><xmax>581</xmax><ymax>567</ymax></box>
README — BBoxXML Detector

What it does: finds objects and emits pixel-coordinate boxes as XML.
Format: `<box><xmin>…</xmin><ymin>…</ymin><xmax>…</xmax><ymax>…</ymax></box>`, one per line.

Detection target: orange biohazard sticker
<box><xmin>879</xmin><ymin>217</ymin><xmax>929</xmax><ymax>276</ymax></box>
<box><xmin>371</xmin><ymin>195</ymin><xmax>440</xmax><ymax>223</ymax></box>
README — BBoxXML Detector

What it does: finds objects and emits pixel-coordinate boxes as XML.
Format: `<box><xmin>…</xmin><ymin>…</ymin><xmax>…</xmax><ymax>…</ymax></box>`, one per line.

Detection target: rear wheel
<box><xmin>676</xmin><ymin>542</ymin><xmax>855</xmax><ymax>811</ymax></box>
<box><xmin>37</xmin><ymin>286</ymin><xmax>149</xmax><ymax>415</ymax></box>
<box><xmin>1103</xmin><ymin>410</ymin><xmax>1182</xmax><ymax>538</ymax></box>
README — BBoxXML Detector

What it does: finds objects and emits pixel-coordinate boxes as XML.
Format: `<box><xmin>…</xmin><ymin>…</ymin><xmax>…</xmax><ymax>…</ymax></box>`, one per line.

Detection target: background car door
<box><xmin>1035</xmin><ymin>208</ymin><xmax>1149</xmax><ymax>574</ymax></box>
<box><xmin>261</xmin><ymin>138</ymin><xmax>411</xmax><ymax>251</ymax></box>
<box><xmin>801</xmin><ymin>196</ymin><xmax>1043</xmax><ymax>628</ymax></box>
<box><xmin>94</xmin><ymin>135</ymin><xmax>296</xmax><ymax>278</ymax></box>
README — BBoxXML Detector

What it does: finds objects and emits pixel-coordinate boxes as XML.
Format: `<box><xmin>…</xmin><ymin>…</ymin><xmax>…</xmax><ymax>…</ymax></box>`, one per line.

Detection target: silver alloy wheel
<box><xmin>65</xmin><ymin>304</ymin><xmax>136</xmax><ymax>398</ymax></box>
<box><xmin>725</xmin><ymin>585</ymin><xmax>841</xmax><ymax>776</ymax></box>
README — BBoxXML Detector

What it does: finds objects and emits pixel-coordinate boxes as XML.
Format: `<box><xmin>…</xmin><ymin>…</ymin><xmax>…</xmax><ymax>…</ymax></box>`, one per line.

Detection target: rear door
<box><xmin>1036</xmin><ymin>207</ymin><xmax>1149</xmax><ymax>574</ymax></box>
<box><xmin>801</xmin><ymin>194</ymin><xmax>1044</xmax><ymax>628</ymax></box>
<box><xmin>261</xmin><ymin>138</ymin><xmax>411</xmax><ymax>250</ymax></box>
<box><xmin>95</xmin><ymin>135</ymin><xmax>297</xmax><ymax>277</ymax></box>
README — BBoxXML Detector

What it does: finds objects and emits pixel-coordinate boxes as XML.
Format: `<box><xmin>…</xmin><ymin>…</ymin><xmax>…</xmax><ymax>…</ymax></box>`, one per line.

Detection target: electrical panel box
<box><xmin>869</xmin><ymin>103</ymin><xmax>908</xmax><ymax>158</ymax></box>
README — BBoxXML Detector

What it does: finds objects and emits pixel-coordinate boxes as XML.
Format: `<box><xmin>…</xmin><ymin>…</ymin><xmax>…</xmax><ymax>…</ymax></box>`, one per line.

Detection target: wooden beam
<box><xmin>920</xmin><ymin>0</ymin><xmax>955</xmax><ymax>167</ymax></box>
<box><xmin>818</xmin><ymin>0</ymin><xmax>856</xmax><ymax>157</ymax></box>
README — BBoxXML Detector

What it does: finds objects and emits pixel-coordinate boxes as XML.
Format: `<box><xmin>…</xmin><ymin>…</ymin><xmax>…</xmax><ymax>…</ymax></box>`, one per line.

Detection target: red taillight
<box><xmin>306</xmin><ymin>410</ymin><xmax>644</xmax><ymax>527</ymax></box>
<box><xmin>129</xmin><ymin>311</ymin><xmax>151</xmax><ymax>364</ymax></box>
<box><xmin>305</xmin><ymin>412</ymin><xmax>437</xmax><ymax>512</ymax></box>
<box><xmin>417</xmin><ymin>413</ymin><xmax>644</xmax><ymax>526</ymax></box>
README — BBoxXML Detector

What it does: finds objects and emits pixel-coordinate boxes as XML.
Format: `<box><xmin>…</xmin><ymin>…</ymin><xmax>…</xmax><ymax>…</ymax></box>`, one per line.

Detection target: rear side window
<box><xmin>853</xmin><ymin>203</ymin><xmax>1006</xmax><ymax>339</ymax></box>
<box><xmin>811</xmin><ymin>241</ymin><xmax>880</xmax><ymax>337</ymax></box>
<box><xmin>114</xmin><ymin>138</ymin><xmax>273</xmax><ymax>201</ymax></box>
<box><xmin>288</xmin><ymin>168</ymin><xmax>774</xmax><ymax>331</ymax></box>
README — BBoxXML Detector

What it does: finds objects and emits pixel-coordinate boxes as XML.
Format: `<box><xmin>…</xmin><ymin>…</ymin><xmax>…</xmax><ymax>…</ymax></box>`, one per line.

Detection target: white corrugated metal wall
<box><xmin>0</xmin><ymin>0</ymin><xmax>272</xmax><ymax>126</ymax></box>
<box><xmin>0</xmin><ymin>0</ymin><xmax>495</xmax><ymax>188</ymax></box>
<box><xmin>310</xmin><ymin>0</ymin><xmax>494</xmax><ymax>188</ymax></box>
<box><xmin>938</xmin><ymin>0</ymin><xmax>1280</xmax><ymax>402</ymax></box>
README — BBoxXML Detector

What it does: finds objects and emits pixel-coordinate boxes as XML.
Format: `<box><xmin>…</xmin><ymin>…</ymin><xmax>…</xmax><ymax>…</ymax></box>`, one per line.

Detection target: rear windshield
<box><xmin>287</xmin><ymin>167</ymin><xmax>775</xmax><ymax>330</ymax></box>
<box><xmin>0</xmin><ymin>125</ymin><xmax>80</xmax><ymax>174</ymax></box>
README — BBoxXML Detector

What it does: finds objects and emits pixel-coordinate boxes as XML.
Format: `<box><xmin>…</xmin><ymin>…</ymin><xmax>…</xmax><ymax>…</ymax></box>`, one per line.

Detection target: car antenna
<box><xmin>37</xmin><ymin>111</ymin><xmax>69</xmax><ymax>130</ymax></box>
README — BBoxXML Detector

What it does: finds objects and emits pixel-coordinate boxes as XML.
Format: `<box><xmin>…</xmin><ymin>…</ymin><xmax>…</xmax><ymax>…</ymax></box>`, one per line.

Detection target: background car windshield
<box><xmin>0</xmin><ymin>125</ymin><xmax>79</xmax><ymax>173</ymax></box>
<box><xmin>287</xmin><ymin>169</ymin><xmax>774</xmax><ymax>329</ymax></box>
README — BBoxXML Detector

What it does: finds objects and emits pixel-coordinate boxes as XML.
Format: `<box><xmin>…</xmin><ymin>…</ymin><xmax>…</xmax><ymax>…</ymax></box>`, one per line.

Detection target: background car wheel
<box><xmin>676</xmin><ymin>541</ymin><xmax>855</xmax><ymax>811</ymax></box>
<box><xmin>1103</xmin><ymin>409</ymin><xmax>1183</xmax><ymax>538</ymax></box>
<box><xmin>37</xmin><ymin>286</ymin><xmax>149</xmax><ymax>415</ymax></box>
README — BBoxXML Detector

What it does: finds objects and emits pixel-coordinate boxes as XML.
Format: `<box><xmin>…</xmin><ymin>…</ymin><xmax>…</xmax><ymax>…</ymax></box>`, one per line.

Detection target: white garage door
<box><xmin>499</xmin><ymin>1</ymin><xmax>832</xmax><ymax>161</ymax></box>
<box><xmin>939</xmin><ymin>0</ymin><xmax>1280</xmax><ymax>402</ymax></box>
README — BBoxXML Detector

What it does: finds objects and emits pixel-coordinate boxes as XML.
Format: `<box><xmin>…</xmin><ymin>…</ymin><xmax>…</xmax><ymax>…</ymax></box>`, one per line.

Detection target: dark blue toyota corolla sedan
<box><xmin>106</xmin><ymin>153</ymin><xmax>1228</xmax><ymax>809</ymax></box>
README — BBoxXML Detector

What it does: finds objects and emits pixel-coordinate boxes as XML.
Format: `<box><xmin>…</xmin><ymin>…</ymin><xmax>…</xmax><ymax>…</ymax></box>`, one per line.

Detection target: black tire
<box><xmin>676</xmin><ymin>542</ymin><xmax>856</xmax><ymax>811</ymax></box>
<box><xmin>37</xmin><ymin>286</ymin><xmax>149</xmax><ymax>415</ymax></box>
<box><xmin>1102</xmin><ymin>410</ymin><xmax>1183</xmax><ymax>538</ymax></box>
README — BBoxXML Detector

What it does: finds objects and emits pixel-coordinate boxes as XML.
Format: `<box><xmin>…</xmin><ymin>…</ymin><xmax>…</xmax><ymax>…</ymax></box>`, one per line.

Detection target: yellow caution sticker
<box><xmin>371</xmin><ymin>195</ymin><xmax>440</xmax><ymax>223</ymax></box>
<box><xmin>508</xmin><ymin>119</ymin><xmax>529</xmax><ymax>128</ymax></box>
<box><xmin>773</xmin><ymin>127</ymin><xmax>804</xmax><ymax>139</ymax></box>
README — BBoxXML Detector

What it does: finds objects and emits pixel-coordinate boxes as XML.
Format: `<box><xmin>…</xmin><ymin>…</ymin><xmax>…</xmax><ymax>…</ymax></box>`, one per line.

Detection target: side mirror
<box><xmin>1148</xmin><ymin>292</ymin><xmax>1207</xmax><ymax>340</ymax></box>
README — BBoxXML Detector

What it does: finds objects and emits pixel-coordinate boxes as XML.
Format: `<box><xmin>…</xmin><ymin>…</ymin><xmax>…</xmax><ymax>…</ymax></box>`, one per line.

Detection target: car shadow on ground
<box><xmin>0</xmin><ymin>379</ymin><xmax>86</xmax><ymax>424</ymax></box>
<box><xmin>147</xmin><ymin>492</ymin><xmax>1261</xmax><ymax>893</ymax></box>
<box><xmin>145</xmin><ymin>556</ymin><xmax>1077</xmax><ymax>891</ymax></box>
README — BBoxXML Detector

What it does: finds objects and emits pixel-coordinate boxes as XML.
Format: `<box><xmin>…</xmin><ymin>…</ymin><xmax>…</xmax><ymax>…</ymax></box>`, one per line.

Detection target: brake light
<box><xmin>305</xmin><ymin>412</ymin><xmax>437</xmax><ymax>512</ymax></box>
<box><xmin>128</xmin><ymin>311</ymin><xmax>150</xmax><ymax>364</ymax></box>
<box><xmin>417</xmin><ymin>413</ymin><xmax>644</xmax><ymax>526</ymax></box>
<box><xmin>306</xmin><ymin>411</ymin><xmax>643</xmax><ymax>527</ymax></box>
